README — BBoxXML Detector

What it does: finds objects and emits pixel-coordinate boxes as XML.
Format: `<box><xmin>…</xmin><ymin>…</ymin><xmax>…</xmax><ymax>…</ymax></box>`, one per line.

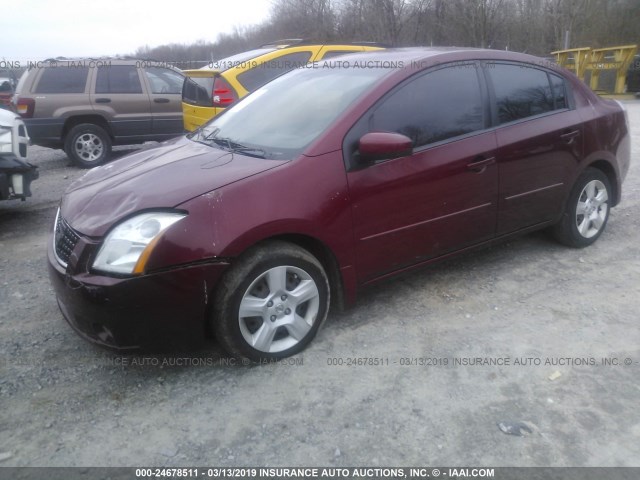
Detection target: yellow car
<box><xmin>181</xmin><ymin>40</ymin><xmax>384</xmax><ymax>131</ymax></box>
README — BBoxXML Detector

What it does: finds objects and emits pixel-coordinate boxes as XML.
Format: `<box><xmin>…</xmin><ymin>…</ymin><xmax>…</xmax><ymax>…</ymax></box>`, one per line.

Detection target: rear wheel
<box><xmin>64</xmin><ymin>123</ymin><xmax>112</xmax><ymax>168</ymax></box>
<box><xmin>212</xmin><ymin>241</ymin><xmax>330</xmax><ymax>362</ymax></box>
<box><xmin>552</xmin><ymin>168</ymin><xmax>611</xmax><ymax>248</ymax></box>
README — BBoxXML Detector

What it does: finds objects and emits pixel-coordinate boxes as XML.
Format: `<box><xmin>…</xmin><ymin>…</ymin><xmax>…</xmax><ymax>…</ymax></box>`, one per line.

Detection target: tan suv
<box><xmin>15</xmin><ymin>59</ymin><xmax>185</xmax><ymax>167</ymax></box>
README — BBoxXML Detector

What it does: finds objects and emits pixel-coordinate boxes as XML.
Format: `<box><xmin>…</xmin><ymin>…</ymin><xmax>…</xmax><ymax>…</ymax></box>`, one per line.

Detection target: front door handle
<box><xmin>466</xmin><ymin>156</ymin><xmax>496</xmax><ymax>173</ymax></box>
<box><xmin>95</xmin><ymin>98</ymin><xmax>111</xmax><ymax>104</ymax></box>
<box><xmin>154</xmin><ymin>98</ymin><xmax>170</xmax><ymax>103</ymax></box>
<box><xmin>560</xmin><ymin>130</ymin><xmax>580</xmax><ymax>144</ymax></box>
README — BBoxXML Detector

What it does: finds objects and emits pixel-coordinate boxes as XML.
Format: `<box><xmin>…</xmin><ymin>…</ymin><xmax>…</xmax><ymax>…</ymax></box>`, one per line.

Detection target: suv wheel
<box><xmin>64</xmin><ymin>123</ymin><xmax>112</xmax><ymax>168</ymax></box>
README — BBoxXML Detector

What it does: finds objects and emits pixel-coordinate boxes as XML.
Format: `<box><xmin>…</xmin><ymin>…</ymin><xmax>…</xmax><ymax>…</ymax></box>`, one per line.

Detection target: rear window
<box><xmin>237</xmin><ymin>51</ymin><xmax>312</xmax><ymax>92</ymax></box>
<box><xmin>35</xmin><ymin>67</ymin><xmax>88</xmax><ymax>94</ymax></box>
<box><xmin>205</xmin><ymin>48</ymin><xmax>276</xmax><ymax>72</ymax></box>
<box><xmin>182</xmin><ymin>76</ymin><xmax>214</xmax><ymax>107</ymax></box>
<box><xmin>320</xmin><ymin>50</ymin><xmax>360</xmax><ymax>60</ymax></box>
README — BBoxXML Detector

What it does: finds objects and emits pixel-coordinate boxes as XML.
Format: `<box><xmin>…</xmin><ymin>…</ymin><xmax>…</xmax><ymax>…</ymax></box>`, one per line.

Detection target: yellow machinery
<box><xmin>552</xmin><ymin>45</ymin><xmax>638</xmax><ymax>97</ymax></box>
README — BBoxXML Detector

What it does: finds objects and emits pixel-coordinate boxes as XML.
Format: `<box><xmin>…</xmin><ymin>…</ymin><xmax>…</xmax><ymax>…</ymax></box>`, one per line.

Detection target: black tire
<box><xmin>212</xmin><ymin>241</ymin><xmax>330</xmax><ymax>362</ymax></box>
<box><xmin>552</xmin><ymin>167</ymin><xmax>612</xmax><ymax>248</ymax></box>
<box><xmin>64</xmin><ymin>123</ymin><xmax>112</xmax><ymax>168</ymax></box>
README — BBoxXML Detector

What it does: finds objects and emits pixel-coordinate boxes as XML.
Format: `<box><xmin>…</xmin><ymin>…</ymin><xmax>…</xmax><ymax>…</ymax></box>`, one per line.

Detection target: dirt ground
<box><xmin>1</xmin><ymin>102</ymin><xmax>639</xmax><ymax>468</ymax></box>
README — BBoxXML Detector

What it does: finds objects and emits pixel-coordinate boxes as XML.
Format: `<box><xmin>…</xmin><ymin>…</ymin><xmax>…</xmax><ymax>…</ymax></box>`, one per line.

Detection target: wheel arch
<box><xmin>62</xmin><ymin>115</ymin><xmax>112</xmax><ymax>141</ymax></box>
<box><xmin>265</xmin><ymin>233</ymin><xmax>346</xmax><ymax>313</ymax></box>
<box><xmin>204</xmin><ymin>232</ymin><xmax>347</xmax><ymax>340</ymax></box>
<box><xmin>586</xmin><ymin>159</ymin><xmax>619</xmax><ymax>207</ymax></box>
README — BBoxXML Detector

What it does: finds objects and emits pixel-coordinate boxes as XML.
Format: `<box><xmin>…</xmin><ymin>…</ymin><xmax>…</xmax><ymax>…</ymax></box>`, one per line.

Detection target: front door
<box><xmin>345</xmin><ymin>64</ymin><xmax>499</xmax><ymax>283</ymax></box>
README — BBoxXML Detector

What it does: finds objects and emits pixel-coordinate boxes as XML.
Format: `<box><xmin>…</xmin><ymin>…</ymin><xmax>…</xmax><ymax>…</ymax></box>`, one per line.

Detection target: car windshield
<box><xmin>202</xmin><ymin>48</ymin><xmax>277</xmax><ymax>72</ymax></box>
<box><xmin>190</xmin><ymin>65</ymin><xmax>390</xmax><ymax>159</ymax></box>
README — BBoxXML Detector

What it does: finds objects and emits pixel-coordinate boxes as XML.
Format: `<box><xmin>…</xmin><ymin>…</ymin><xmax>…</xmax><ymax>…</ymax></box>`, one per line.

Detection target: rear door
<box><xmin>90</xmin><ymin>64</ymin><xmax>152</xmax><ymax>138</ymax></box>
<box><xmin>485</xmin><ymin>63</ymin><xmax>583</xmax><ymax>235</ymax></box>
<box><xmin>345</xmin><ymin>64</ymin><xmax>499</xmax><ymax>282</ymax></box>
<box><xmin>142</xmin><ymin>66</ymin><xmax>185</xmax><ymax>136</ymax></box>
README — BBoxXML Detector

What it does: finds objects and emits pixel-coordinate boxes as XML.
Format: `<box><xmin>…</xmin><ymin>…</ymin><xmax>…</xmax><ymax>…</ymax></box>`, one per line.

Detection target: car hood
<box><xmin>61</xmin><ymin>136</ymin><xmax>286</xmax><ymax>237</ymax></box>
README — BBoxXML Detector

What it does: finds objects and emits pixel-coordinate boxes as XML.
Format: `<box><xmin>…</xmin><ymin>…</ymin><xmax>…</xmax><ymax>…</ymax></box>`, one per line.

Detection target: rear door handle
<box><xmin>95</xmin><ymin>98</ymin><xmax>111</xmax><ymax>103</ymax></box>
<box><xmin>560</xmin><ymin>130</ymin><xmax>580</xmax><ymax>144</ymax></box>
<box><xmin>154</xmin><ymin>98</ymin><xmax>170</xmax><ymax>103</ymax></box>
<box><xmin>466</xmin><ymin>156</ymin><xmax>496</xmax><ymax>173</ymax></box>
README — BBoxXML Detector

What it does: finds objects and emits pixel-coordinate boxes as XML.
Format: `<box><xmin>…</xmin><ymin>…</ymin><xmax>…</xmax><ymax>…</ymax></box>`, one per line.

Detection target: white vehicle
<box><xmin>0</xmin><ymin>108</ymin><xmax>38</xmax><ymax>201</ymax></box>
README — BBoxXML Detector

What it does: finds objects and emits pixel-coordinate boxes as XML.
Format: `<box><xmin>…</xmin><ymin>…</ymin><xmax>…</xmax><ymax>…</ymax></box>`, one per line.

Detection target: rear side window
<box><xmin>488</xmin><ymin>64</ymin><xmax>555</xmax><ymax>124</ymax></box>
<box><xmin>35</xmin><ymin>67</ymin><xmax>88</xmax><ymax>93</ymax></box>
<box><xmin>369</xmin><ymin>65</ymin><xmax>485</xmax><ymax>148</ymax></box>
<box><xmin>96</xmin><ymin>65</ymin><xmax>143</xmax><ymax>94</ymax></box>
<box><xmin>144</xmin><ymin>67</ymin><xmax>184</xmax><ymax>94</ymax></box>
<box><xmin>549</xmin><ymin>73</ymin><xmax>568</xmax><ymax>110</ymax></box>
<box><xmin>237</xmin><ymin>51</ymin><xmax>312</xmax><ymax>92</ymax></box>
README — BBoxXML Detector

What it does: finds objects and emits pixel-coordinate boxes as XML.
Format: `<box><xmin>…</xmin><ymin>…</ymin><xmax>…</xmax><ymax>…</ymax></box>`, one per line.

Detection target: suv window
<box><xmin>35</xmin><ymin>67</ymin><xmax>88</xmax><ymax>94</ymax></box>
<box><xmin>96</xmin><ymin>65</ymin><xmax>143</xmax><ymax>94</ymax></box>
<box><xmin>144</xmin><ymin>67</ymin><xmax>184</xmax><ymax>94</ymax></box>
<box><xmin>369</xmin><ymin>65</ymin><xmax>485</xmax><ymax>148</ymax></box>
<box><xmin>488</xmin><ymin>64</ymin><xmax>556</xmax><ymax>124</ymax></box>
<box><xmin>237</xmin><ymin>51</ymin><xmax>312</xmax><ymax>92</ymax></box>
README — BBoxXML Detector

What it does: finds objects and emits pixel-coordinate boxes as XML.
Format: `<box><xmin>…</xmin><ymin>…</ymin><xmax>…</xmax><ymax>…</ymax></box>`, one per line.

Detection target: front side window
<box><xmin>488</xmin><ymin>64</ymin><xmax>555</xmax><ymax>124</ymax></box>
<box><xmin>95</xmin><ymin>65</ymin><xmax>142</xmax><ymax>94</ymax></box>
<box><xmin>369</xmin><ymin>65</ymin><xmax>485</xmax><ymax>148</ymax></box>
<box><xmin>237</xmin><ymin>51</ymin><xmax>313</xmax><ymax>92</ymax></box>
<box><xmin>35</xmin><ymin>67</ymin><xmax>88</xmax><ymax>94</ymax></box>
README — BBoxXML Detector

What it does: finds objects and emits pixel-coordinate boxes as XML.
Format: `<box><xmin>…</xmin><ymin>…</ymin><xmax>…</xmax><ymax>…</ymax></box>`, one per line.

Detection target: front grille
<box><xmin>54</xmin><ymin>211</ymin><xmax>80</xmax><ymax>267</ymax></box>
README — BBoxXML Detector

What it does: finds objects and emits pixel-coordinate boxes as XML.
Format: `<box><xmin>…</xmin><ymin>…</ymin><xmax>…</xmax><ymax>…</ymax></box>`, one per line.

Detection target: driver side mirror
<box><xmin>358</xmin><ymin>132</ymin><xmax>413</xmax><ymax>163</ymax></box>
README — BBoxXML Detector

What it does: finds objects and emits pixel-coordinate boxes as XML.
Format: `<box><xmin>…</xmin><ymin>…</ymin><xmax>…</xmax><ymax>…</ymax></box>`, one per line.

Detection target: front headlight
<box><xmin>93</xmin><ymin>212</ymin><xmax>186</xmax><ymax>275</ymax></box>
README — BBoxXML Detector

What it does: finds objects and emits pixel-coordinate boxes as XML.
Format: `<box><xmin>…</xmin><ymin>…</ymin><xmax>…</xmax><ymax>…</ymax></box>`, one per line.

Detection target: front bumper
<box><xmin>0</xmin><ymin>153</ymin><xmax>38</xmax><ymax>201</ymax></box>
<box><xmin>47</xmin><ymin>234</ymin><xmax>230</xmax><ymax>351</ymax></box>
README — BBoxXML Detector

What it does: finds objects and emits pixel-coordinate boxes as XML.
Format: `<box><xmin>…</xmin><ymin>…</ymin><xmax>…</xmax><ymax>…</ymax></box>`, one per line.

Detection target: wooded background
<box><xmin>134</xmin><ymin>0</ymin><xmax>639</xmax><ymax>64</ymax></box>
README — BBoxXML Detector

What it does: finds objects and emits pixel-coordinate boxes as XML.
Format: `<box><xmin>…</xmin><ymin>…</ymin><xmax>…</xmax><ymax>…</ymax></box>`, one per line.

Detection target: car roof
<box><xmin>320</xmin><ymin>46</ymin><xmax>555</xmax><ymax>66</ymax></box>
<box><xmin>258</xmin><ymin>39</ymin><xmax>389</xmax><ymax>48</ymax></box>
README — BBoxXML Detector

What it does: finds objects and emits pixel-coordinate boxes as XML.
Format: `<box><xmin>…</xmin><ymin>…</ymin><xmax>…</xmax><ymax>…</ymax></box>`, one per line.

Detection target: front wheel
<box><xmin>552</xmin><ymin>167</ymin><xmax>612</xmax><ymax>248</ymax></box>
<box><xmin>212</xmin><ymin>241</ymin><xmax>330</xmax><ymax>362</ymax></box>
<box><xmin>64</xmin><ymin>123</ymin><xmax>112</xmax><ymax>168</ymax></box>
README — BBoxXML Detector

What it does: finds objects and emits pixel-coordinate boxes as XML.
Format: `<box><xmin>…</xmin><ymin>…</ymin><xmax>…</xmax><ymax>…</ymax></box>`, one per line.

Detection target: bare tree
<box><xmin>131</xmin><ymin>0</ymin><xmax>640</xmax><ymax>62</ymax></box>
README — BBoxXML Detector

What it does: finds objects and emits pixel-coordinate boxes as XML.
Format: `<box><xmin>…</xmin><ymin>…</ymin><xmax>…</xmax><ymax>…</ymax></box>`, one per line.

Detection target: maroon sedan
<box><xmin>48</xmin><ymin>48</ymin><xmax>631</xmax><ymax>361</ymax></box>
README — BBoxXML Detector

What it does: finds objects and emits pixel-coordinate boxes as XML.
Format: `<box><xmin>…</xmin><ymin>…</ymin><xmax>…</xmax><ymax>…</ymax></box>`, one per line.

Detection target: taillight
<box><xmin>17</xmin><ymin>98</ymin><xmax>35</xmax><ymax>118</ymax></box>
<box><xmin>211</xmin><ymin>77</ymin><xmax>237</xmax><ymax>108</ymax></box>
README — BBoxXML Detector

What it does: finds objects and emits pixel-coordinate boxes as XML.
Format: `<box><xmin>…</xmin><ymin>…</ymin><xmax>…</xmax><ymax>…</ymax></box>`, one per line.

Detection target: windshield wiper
<box><xmin>207</xmin><ymin>136</ymin><xmax>267</xmax><ymax>159</ymax></box>
<box><xmin>229</xmin><ymin>146</ymin><xmax>267</xmax><ymax>159</ymax></box>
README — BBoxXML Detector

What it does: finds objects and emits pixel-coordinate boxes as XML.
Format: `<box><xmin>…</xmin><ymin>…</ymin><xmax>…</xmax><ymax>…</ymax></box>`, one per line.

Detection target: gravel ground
<box><xmin>1</xmin><ymin>103</ymin><xmax>639</xmax><ymax>468</ymax></box>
